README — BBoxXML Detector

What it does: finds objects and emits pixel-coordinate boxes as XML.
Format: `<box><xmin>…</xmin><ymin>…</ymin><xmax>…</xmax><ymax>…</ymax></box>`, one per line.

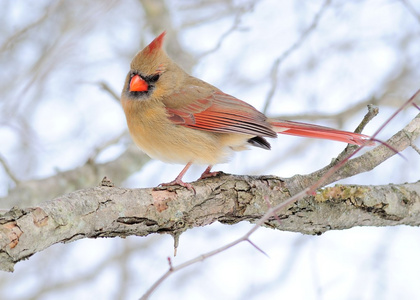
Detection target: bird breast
<box><xmin>121</xmin><ymin>98</ymin><xmax>250</xmax><ymax>165</ymax></box>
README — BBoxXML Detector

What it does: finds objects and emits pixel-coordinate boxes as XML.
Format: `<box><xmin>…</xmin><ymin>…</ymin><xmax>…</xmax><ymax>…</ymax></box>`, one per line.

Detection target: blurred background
<box><xmin>1</xmin><ymin>0</ymin><xmax>420</xmax><ymax>299</ymax></box>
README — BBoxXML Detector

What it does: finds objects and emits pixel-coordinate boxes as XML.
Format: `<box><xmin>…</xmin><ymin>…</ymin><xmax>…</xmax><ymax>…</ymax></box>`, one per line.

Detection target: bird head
<box><xmin>122</xmin><ymin>32</ymin><xmax>187</xmax><ymax>102</ymax></box>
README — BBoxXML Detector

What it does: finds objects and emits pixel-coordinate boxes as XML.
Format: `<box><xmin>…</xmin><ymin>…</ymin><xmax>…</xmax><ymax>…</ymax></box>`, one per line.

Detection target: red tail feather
<box><xmin>269</xmin><ymin>119</ymin><xmax>374</xmax><ymax>146</ymax></box>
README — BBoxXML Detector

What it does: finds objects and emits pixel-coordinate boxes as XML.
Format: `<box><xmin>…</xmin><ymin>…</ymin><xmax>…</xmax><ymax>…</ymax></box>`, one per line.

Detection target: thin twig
<box><xmin>263</xmin><ymin>0</ymin><xmax>331</xmax><ymax>114</ymax></box>
<box><xmin>87</xmin><ymin>131</ymin><xmax>128</xmax><ymax>163</ymax></box>
<box><xmin>263</xmin><ymin>195</ymin><xmax>283</xmax><ymax>226</ymax></box>
<box><xmin>0</xmin><ymin>1</ymin><xmax>62</xmax><ymax>53</ymax></box>
<box><xmin>0</xmin><ymin>154</ymin><xmax>19</xmax><ymax>185</ymax></box>
<box><xmin>335</xmin><ymin>104</ymin><xmax>379</xmax><ymax>162</ymax></box>
<box><xmin>411</xmin><ymin>144</ymin><xmax>420</xmax><ymax>155</ymax></box>
<box><xmin>98</xmin><ymin>81</ymin><xmax>121</xmax><ymax>102</ymax></box>
<box><xmin>197</xmin><ymin>12</ymin><xmax>243</xmax><ymax>59</ymax></box>
<box><xmin>354</xmin><ymin>104</ymin><xmax>379</xmax><ymax>134</ymax></box>
<box><xmin>400</xmin><ymin>0</ymin><xmax>420</xmax><ymax>24</ymax></box>
<box><xmin>245</xmin><ymin>239</ymin><xmax>269</xmax><ymax>257</ymax></box>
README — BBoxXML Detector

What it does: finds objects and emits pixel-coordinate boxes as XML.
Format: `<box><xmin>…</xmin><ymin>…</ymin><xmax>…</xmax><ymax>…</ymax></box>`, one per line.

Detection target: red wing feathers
<box><xmin>164</xmin><ymin>89</ymin><xmax>372</xmax><ymax>146</ymax></box>
<box><xmin>166</xmin><ymin>91</ymin><xmax>277</xmax><ymax>138</ymax></box>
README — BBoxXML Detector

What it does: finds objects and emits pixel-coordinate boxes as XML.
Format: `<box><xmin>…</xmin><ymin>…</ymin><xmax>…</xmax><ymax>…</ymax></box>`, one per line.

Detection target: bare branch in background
<box><xmin>196</xmin><ymin>12</ymin><xmax>244</xmax><ymax>59</ymax></box>
<box><xmin>0</xmin><ymin>144</ymin><xmax>150</xmax><ymax>208</ymax></box>
<box><xmin>263</xmin><ymin>0</ymin><xmax>331</xmax><ymax>114</ymax></box>
<box><xmin>0</xmin><ymin>154</ymin><xmax>19</xmax><ymax>185</ymax></box>
<box><xmin>195</xmin><ymin>1</ymin><xmax>257</xmax><ymax>59</ymax></box>
<box><xmin>179</xmin><ymin>0</ymin><xmax>256</xmax><ymax>28</ymax></box>
<box><xmin>400</xmin><ymin>0</ymin><xmax>420</xmax><ymax>23</ymax></box>
<box><xmin>87</xmin><ymin>131</ymin><xmax>129</xmax><ymax>162</ymax></box>
<box><xmin>334</xmin><ymin>104</ymin><xmax>379</xmax><ymax>163</ymax></box>
<box><xmin>0</xmin><ymin>1</ymin><xmax>61</xmax><ymax>53</ymax></box>
<box><xmin>140</xmin><ymin>0</ymin><xmax>197</xmax><ymax>72</ymax></box>
<box><xmin>97</xmin><ymin>81</ymin><xmax>121</xmax><ymax>102</ymax></box>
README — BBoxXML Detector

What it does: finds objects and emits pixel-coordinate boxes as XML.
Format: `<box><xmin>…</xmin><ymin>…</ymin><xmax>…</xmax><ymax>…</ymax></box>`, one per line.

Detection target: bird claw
<box><xmin>159</xmin><ymin>179</ymin><xmax>196</xmax><ymax>194</ymax></box>
<box><xmin>198</xmin><ymin>165</ymin><xmax>221</xmax><ymax>180</ymax></box>
<box><xmin>198</xmin><ymin>170</ymin><xmax>221</xmax><ymax>180</ymax></box>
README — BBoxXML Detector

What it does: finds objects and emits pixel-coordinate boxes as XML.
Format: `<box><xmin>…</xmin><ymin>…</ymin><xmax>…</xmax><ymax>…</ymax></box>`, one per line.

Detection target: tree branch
<box><xmin>1</xmin><ymin>175</ymin><xmax>419</xmax><ymax>272</ymax></box>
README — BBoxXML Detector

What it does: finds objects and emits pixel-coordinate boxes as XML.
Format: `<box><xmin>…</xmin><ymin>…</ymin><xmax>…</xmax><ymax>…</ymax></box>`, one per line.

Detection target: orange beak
<box><xmin>129</xmin><ymin>75</ymin><xmax>148</xmax><ymax>92</ymax></box>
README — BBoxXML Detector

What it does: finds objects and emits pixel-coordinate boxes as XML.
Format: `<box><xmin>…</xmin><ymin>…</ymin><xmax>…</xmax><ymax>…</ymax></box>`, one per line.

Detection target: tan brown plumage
<box><xmin>121</xmin><ymin>32</ymin><xmax>373</xmax><ymax>191</ymax></box>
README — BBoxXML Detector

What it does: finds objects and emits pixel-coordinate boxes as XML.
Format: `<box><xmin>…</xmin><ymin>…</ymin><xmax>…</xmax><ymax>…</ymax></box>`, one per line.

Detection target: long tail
<box><xmin>269</xmin><ymin>119</ymin><xmax>374</xmax><ymax>146</ymax></box>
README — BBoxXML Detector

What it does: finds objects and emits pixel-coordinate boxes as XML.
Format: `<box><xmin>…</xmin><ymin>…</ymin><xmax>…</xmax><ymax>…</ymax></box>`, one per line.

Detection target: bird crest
<box><xmin>130</xmin><ymin>31</ymin><xmax>167</xmax><ymax>73</ymax></box>
<box><xmin>144</xmin><ymin>31</ymin><xmax>166</xmax><ymax>55</ymax></box>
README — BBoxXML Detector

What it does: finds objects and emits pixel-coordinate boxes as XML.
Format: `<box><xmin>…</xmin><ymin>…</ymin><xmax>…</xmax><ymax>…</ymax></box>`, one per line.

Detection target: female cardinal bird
<box><xmin>121</xmin><ymin>32</ymin><xmax>372</xmax><ymax>191</ymax></box>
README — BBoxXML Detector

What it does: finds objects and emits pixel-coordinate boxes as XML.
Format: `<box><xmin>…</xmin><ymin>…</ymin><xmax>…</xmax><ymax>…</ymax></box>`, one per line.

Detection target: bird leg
<box><xmin>198</xmin><ymin>165</ymin><xmax>220</xmax><ymax>179</ymax></box>
<box><xmin>159</xmin><ymin>162</ymin><xmax>195</xmax><ymax>192</ymax></box>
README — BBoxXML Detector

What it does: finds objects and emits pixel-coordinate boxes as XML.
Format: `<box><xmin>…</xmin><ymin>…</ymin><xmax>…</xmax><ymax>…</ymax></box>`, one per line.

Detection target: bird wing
<box><xmin>165</xmin><ymin>89</ymin><xmax>277</xmax><ymax>138</ymax></box>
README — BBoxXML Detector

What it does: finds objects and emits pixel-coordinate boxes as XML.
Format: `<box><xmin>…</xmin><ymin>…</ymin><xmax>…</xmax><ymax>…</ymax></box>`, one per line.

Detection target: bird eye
<box><xmin>149</xmin><ymin>74</ymin><xmax>160</xmax><ymax>82</ymax></box>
